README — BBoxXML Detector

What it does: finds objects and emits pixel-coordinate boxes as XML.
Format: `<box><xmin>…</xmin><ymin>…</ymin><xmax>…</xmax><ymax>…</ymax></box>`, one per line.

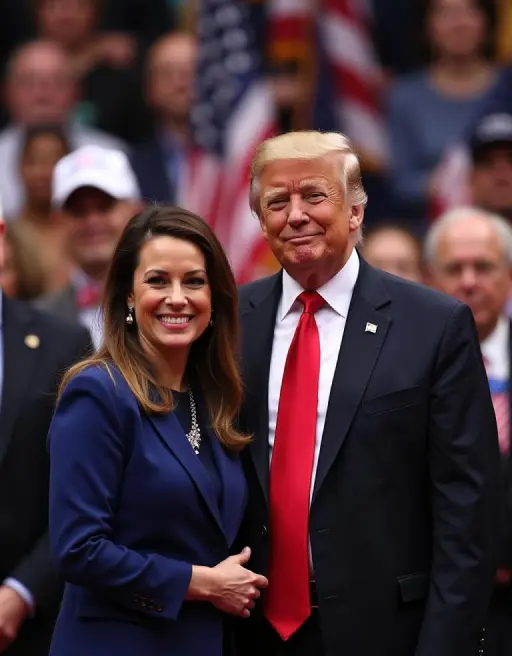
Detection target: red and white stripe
<box><xmin>180</xmin><ymin>83</ymin><xmax>276</xmax><ymax>283</ymax></box>
<box><xmin>267</xmin><ymin>0</ymin><xmax>312</xmax><ymax>61</ymax></box>
<box><xmin>320</xmin><ymin>0</ymin><xmax>388</xmax><ymax>168</ymax></box>
<box><xmin>429</xmin><ymin>145</ymin><xmax>472</xmax><ymax>220</ymax></box>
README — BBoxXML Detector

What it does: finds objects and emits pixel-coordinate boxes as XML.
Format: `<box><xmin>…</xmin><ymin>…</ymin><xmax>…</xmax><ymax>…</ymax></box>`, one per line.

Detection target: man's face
<box><xmin>470</xmin><ymin>145</ymin><xmax>512</xmax><ymax>218</ymax></box>
<box><xmin>5</xmin><ymin>43</ymin><xmax>75</xmax><ymax>126</ymax></box>
<box><xmin>146</xmin><ymin>35</ymin><xmax>197</xmax><ymax>122</ymax></box>
<box><xmin>363</xmin><ymin>228</ymin><xmax>423</xmax><ymax>283</ymax></box>
<box><xmin>63</xmin><ymin>187</ymin><xmax>137</xmax><ymax>278</ymax></box>
<box><xmin>257</xmin><ymin>155</ymin><xmax>363</xmax><ymax>288</ymax></box>
<box><xmin>37</xmin><ymin>0</ymin><xmax>97</xmax><ymax>50</ymax></box>
<box><xmin>429</xmin><ymin>215</ymin><xmax>512</xmax><ymax>340</ymax></box>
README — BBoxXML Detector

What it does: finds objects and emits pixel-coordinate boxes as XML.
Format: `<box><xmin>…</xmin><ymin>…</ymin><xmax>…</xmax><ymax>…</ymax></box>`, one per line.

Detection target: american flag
<box><xmin>429</xmin><ymin>145</ymin><xmax>471</xmax><ymax>220</ymax></box>
<box><xmin>267</xmin><ymin>0</ymin><xmax>387</xmax><ymax>169</ymax></box>
<box><xmin>180</xmin><ymin>0</ymin><xmax>277</xmax><ymax>283</ymax></box>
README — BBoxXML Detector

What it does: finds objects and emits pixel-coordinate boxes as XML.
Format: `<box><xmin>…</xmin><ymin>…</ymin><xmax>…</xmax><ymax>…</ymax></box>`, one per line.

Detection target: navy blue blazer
<box><xmin>47</xmin><ymin>365</ymin><xmax>246</xmax><ymax>656</ymax></box>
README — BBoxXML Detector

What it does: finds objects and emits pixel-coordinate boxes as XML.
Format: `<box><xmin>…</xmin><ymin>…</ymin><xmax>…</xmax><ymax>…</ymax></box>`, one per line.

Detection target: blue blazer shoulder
<box><xmin>48</xmin><ymin>364</ymin><xmax>247</xmax><ymax>656</ymax></box>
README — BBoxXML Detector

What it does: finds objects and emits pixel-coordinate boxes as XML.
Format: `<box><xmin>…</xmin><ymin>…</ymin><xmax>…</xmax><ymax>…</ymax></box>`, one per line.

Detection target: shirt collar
<box><xmin>279</xmin><ymin>248</ymin><xmax>360</xmax><ymax>321</ymax></box>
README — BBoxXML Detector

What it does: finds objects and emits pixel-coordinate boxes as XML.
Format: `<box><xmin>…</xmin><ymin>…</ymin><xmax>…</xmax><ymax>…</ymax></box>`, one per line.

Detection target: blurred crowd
<box><xmin>1</xmin><ymin>0</ymin><xmax>512</xmax><ymax>299</ymax></box>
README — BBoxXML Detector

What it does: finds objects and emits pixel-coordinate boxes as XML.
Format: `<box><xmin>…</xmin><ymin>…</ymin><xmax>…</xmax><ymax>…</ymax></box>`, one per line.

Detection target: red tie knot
<box><xmin>298</xmin><ymin>291</ymin><xmax>325</xmax><ymax>314</ymax></box>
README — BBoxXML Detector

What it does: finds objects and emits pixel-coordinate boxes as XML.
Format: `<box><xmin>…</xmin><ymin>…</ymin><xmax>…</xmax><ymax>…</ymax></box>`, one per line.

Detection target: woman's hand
<box><xmin>187</xmin><ymin>547</ymin><xmax>268</xmax><ymax>617</ymax></box>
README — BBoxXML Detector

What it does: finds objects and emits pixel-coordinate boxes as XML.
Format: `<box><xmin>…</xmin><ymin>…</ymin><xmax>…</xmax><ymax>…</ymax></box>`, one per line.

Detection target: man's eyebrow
<box><xmin>262</xmin><ymin>187</ymin><xmax>288</xmax><ymax>203</ymax></box>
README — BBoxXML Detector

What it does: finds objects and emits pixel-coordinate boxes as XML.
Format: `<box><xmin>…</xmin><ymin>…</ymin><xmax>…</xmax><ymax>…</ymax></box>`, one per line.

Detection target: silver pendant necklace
<box><xmin>186</xmin><ymin>388</ymin><xmax>201</xmax><ymax>455</ymax></box>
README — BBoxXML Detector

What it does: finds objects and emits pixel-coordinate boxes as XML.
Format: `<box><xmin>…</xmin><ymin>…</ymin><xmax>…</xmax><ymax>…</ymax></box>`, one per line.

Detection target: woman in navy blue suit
<box><xmin>47</xmin><ymin>205</ymin><xmax>267</xmax><ymax>656</ymax></box>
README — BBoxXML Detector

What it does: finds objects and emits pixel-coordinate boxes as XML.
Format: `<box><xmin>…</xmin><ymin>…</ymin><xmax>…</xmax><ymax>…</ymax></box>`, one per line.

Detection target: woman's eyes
<box><xmin>145</xmin><ymin>276</ymin><xmax>207</xmax><ymax>287</ymax></box>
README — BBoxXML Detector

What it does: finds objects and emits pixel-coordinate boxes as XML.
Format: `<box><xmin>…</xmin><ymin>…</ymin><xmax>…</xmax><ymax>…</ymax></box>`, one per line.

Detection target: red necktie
<box><xmin>265</xmin><ymin>291</ymin><xmax>324</xmax><ymax>640</ymax></box>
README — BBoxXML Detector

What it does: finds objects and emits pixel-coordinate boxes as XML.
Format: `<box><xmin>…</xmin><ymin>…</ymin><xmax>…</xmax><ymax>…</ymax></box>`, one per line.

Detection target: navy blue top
<box><xmin>172</xmin><ymin>390</ymin><xmax>223</xmax><ymax>507</ymax></box>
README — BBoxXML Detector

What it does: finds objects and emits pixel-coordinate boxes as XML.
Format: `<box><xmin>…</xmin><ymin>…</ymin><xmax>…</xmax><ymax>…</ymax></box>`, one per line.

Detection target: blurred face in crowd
<box><xmin>36</xmin><ymin>0</ymin><xmax>97</xmax><ymax>50</ymax></box>
<box><xmin>5</xmin><ymin>42</ymin><xmax>76</xmax><ymax>126</ymax></box>
<box><xmin>21</xmin><ymin>133</ymin><xmax>69</xmax><ymax>208</ymax></box>
<box><xmin>363</xmin><ymin>227</ymin><xmax>423</xmax><ymax>283</ymax></box>
<box><xmin>63</xmin><ymin>187</ymin><xmax>139</xmax><ymax>279</ymax></box>
<box><xmin>128</xmin><ymin>236</ymin><xmax>212</xmax><ymax>364</ymax></box>
<box><xmin>146</xmin><ymin>34</ymin><xmax>197</xmax><ymax>122</ymax></box>
<box><xmin>257</xmin><ymin>155</ymin><xmax>364</xmax><ymax>289</ymax></box>
<box><xmin>427</xmin><ymin>0</ymin><xmax>487</xmax><ymax>60</ymax></box>
<box><xmin>470</xmin><ymin>145</ymin><xmax>512</xmax><ymax>220</ymax></box>
<box><xmin>429</xmin><ymin>214</ymin><xmax>512</xmax><ymax>340</ymax></box>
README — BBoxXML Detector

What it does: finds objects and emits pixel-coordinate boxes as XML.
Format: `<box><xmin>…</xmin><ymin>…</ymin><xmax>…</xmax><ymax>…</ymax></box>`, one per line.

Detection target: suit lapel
<box><xmin>209</xmin><ymin>433</ymin><xmax>247</xmax><ymax>546</ymax></box>
<box><xmin>0</xmin><ymin>298</ymin><xmax>42</xmax><ymax>465</ymax></box>
<box><xmin>312</xmin><ymin>262</ymin><xmax>391</xmax><ymax>502</ymax></box>
<box><xmin>240</xmin><ymin>274</ymin><xmax>282</xmax><ymax>505</ymax></box>
<box><xmin>147</xmin><ymin>412</ymin><xmax>226</xmax><ymax>540</ymax></box>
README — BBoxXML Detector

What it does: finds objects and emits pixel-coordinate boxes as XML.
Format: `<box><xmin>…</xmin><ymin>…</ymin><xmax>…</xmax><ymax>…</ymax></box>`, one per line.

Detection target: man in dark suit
<box><xmin>425</xmin><ymin>206</ymin><xmax>512</xmax><ymax>656</ymax></box>
<box><xmin>236</xmin><ymin>131</ymin><xmax>500</xmax><ymax>656</ymax></box>
<box><xmin>0</xmin><ymin>214</ymin><xmax>91</xmax><ymax>655</ymax></box>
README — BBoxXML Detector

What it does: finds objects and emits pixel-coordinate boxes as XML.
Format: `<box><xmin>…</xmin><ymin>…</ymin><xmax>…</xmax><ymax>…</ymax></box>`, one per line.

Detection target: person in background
<box><xmin>0</xmin><ymin>40</ymin><xmax>125</xmax><ymax>220</ymax></box>
<box><xmin>36</xmin><ymin>145</ymin><xmax>143</xmax><ymax>350</ymax></box>
<box><xmin>0</xmin><ymin>210</ymin><xmax>91</xmax><ymax>656</ymax></box>
<box><xmin>425</xmin><ymin>206</ymin><xmax>512</xmax><ymax>656</ymax></box>
<box><xmin>468</xmin><ymin>113</ymin><xmax>512</xmax><ymax>223</ymax></box>
<box><xmin>0</xmin><ymin>222</ymin><xmax>46</xmax><ymax>300</ymax></box>
<box><xmin>235</xmin><ymin>130</ymin><xmax>499</xmax><ymax>656</ymax></box>
<box><xmin>17</xmin><ymin>125</ymin><xmax>73</xmax><ymax>293</ymax></box>
<box><xmin>130</xmin><ymin>33</ymin><xmax>196</xmax><ymax>204</ymax></box>
<box><xmin>34</xmin><ymin>0</ymin><xmax>149</xmax><ymax>144</ymax></box>
<box><xmin>387</xmin><ymin>0</ymin><xmax>500</xmax><ymax>219</ymax></box>
<box><xmin>47</xmin><ymin>205</ymin><xmax>267</xmax><ymax>656</ymax></box>
<box><xmin>361</xmin><ymin>223</ymin><xmax>424</xmax><ymax>283</ymax></box>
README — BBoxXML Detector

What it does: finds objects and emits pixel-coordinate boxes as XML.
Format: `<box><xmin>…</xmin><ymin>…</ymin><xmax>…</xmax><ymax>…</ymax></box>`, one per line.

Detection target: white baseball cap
<box><xmin>52</xmin><ymin>145</ymin><xmax>141</xmax><ymax>209</ymax></box>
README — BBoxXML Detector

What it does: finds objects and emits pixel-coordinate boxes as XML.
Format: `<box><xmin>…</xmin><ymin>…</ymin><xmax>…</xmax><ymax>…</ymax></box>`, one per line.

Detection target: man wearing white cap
<box><xmin>37</xmin><ymin>145</ymin><xmax>143</xmax><ymax>349</ymax></box>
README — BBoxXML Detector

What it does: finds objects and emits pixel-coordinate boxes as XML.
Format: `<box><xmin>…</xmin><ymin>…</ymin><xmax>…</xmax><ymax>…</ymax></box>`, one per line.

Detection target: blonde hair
<box><xmin>249</xmin><ymin>131</ymin><xmax>368</xmax><ymax>216</ymax></box>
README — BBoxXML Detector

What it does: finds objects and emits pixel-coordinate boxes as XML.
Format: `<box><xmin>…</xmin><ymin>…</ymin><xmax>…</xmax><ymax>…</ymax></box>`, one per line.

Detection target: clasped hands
<box><xmin>188</xmin><ymin>547</ymin><xmax>268</xmax><ymax>618</ymax></box>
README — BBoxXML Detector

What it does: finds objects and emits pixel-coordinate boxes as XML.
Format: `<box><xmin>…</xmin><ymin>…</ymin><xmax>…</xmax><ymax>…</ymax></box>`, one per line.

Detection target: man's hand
<box><xmin>0</xmin><ymin>586</ymin><xmax>30</xmax><ymax>653</ymax></box>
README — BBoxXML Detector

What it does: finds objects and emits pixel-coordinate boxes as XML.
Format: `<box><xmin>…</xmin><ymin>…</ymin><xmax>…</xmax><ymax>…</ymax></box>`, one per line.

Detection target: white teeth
<box><xmin>159</xmin><ymin>316</ymin><xmax>190</xmax><ymax>325</ymax></box>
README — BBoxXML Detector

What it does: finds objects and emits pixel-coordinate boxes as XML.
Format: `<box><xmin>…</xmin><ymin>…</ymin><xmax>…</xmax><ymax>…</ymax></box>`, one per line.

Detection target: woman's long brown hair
<box><xmin>60</xmin><ymin>204</ymin><xmax>250</xmax><ymax>451</ymax></box>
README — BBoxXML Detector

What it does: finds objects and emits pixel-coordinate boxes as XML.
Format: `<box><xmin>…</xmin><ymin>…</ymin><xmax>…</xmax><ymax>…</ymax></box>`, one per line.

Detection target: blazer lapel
<box><xmin>240</xmin><ymin>273</ymin><xmax>282</xmax><ymax>505</ymax></box>
<box><xmin>209</xmin><ymin>433</ymin><xmax>247</xmax><ymax>546</ymax></box>
<box><xmin>0</xmin><ymin>298</ymin><xmax>42</xmax><ymax>465</ymax></box>
<box><xmin>312</xmin><ymin>262</ymin><xmax>392</xmax><ymax>502</ymax></box>
<box><xmin>147</xmin><ymin>412</ymin><xmax>226</xmax><ymax>540</ymax></box>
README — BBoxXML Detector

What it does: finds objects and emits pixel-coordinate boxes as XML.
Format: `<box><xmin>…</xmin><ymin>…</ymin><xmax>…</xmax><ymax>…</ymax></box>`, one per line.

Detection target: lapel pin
<box><xmin>25</xmin><ymin>334</ymin><xmax>40</xmax><ymax>349</ymax></box>
<box><xmin>365</xmin><ymin>322</ymin><xmax>378</xmax><ymax>334</ymax></box>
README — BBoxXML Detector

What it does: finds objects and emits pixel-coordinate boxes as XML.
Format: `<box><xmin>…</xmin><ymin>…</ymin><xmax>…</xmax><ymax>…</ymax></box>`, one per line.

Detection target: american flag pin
<box><xmin>365</xmin><ymin>322</ymin><xmax>378</xmax><ymax>334</ymax></box>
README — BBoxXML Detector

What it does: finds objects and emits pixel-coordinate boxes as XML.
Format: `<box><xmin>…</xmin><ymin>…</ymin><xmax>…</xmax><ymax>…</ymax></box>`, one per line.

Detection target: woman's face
<box><xmin>0</xmin><ymin>240</ymin><xmax>17</xmax><ymax>297</ymax></box>
<box><xmin>129</xmin><ymin>235</ymin><xmax>212</xmax><ymax>365</ymax></box>
<box><xmin>21</xmin><ymin>134</ymin><xmax>68</xmax><ymax>207</ymax></box>
<box><xmin>427</xmin><ymin>0</ymin><xmax>486</xmax><ymax>59</ymax></box>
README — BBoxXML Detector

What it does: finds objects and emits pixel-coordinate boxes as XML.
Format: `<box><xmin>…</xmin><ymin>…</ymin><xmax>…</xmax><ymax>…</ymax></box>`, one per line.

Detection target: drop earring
<box><xmin>126</xmin><ymin>306</ymin><xmax>134</xmax><ymax>325</ymax></box>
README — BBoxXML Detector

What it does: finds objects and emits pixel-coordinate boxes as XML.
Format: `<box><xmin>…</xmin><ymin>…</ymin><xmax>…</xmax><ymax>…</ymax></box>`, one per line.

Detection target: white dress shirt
<box><xmin>480</xmin><ymin>316</ymin><xmax>510</xmax><ymax>382</ymax></box>
<box><xmin>268</xmin><ymin>249</ymin><xmax>360</xmax><ymax>498</ymax></box>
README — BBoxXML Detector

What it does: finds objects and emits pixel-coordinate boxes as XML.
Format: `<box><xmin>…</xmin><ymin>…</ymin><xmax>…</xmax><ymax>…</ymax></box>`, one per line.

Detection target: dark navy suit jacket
<box><xmin>47</xmin><ymin>365</ymin><xmax>246</xmax><ymax>656</ymax></box>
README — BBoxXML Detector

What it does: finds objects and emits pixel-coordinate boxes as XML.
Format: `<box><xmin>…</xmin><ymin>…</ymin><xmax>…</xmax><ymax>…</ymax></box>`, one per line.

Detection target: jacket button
<box><xmin>261</xmin><ymin>525</ymin><xmax>268</xmax><ymax>538</ymax></box>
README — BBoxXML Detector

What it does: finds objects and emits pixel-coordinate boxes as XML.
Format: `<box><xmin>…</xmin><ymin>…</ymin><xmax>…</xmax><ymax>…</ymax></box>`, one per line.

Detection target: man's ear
<box><xmin>348</xmin><ymin>204</ymin><xmax>364</xmax><ymax>233</ymax></box>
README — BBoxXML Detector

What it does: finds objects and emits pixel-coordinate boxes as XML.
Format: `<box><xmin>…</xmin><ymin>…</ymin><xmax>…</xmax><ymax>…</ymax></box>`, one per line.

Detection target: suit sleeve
<box><xmin>7</xmin><ymin>326</ymin><xmax>92</xmax><ymax>613</ymax></box>
<box><xmin>48</xmin><ymin>369</ymin><xmax>192</xmax><ymax>622</ymax></box>
<box><xmin>415</xmin><ymin>303</ymin><xmax>500</xmax><ymax>656</ymax></box>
